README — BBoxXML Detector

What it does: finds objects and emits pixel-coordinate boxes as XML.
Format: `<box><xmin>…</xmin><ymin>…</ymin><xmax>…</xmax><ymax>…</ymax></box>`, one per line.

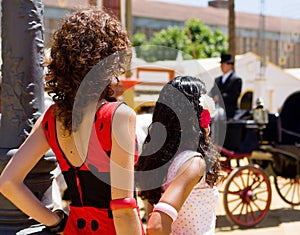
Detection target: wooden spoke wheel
<box><xmin>223</xmin><ymin>165</ymin><xmax>272</xmax><ymax>228</ymax></box>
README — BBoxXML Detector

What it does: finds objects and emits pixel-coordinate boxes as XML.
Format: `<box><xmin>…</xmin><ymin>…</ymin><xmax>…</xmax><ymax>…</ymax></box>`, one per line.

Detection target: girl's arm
<box><xmin>146</xmin><ymin>156</ymin><xmax>206</xmax><ymax>235</ymax></box>
<box><xmin>110</xmin><ymin>103</ymin><xmax>142</xmax><ymax>235</ymax></box>
<box><xmin>0</xmin><ymin>114</ymin><xmax>61</xmax><ymax>227</ymax></box>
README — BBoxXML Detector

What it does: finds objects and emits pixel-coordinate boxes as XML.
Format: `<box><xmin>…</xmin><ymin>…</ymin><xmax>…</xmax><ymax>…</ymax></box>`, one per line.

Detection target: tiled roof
<box><xmin>132</xmin><ymin>0</ymin><xmax>300</xmax><ymax>33</ymax></box>
<box><xmin>44</xmin><ymin>0</ymin><xmax>88</xmax><ymax>9</ymax></box>
<box><xmin>42</xmin><ymin>0</ymin><xmax>300</xmax><ymax>33</ymax></box>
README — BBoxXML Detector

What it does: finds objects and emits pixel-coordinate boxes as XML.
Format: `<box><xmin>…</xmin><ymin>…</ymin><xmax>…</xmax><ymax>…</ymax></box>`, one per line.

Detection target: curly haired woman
<box><xmin>135</xmin><ymin>76</ymin><xmax>222</xmax><ymax>235</ymax></box>
<box><xmin>0</xmin><ymin>9</ymin><xmax>144</xmax><ymax>235</ymax></box>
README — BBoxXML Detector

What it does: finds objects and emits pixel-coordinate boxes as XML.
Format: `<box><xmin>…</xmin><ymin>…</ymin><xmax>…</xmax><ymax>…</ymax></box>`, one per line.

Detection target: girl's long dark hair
<box><xmin>135</xmin><ymin>76</ymin><xmax>221</xmax><ymax>205</ymax></box>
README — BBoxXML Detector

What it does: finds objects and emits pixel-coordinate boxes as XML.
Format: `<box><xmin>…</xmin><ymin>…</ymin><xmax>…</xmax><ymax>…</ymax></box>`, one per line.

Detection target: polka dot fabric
<box><xmin>163</xmin><ymin>150</ymin><xmax>219</xmax><ymax>235</ymax></box>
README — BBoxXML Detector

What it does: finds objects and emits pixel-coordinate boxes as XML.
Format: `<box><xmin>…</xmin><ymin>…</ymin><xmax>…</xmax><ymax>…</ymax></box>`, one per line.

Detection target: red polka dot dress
<box><xmin>162</xmin><ymin>150</ymin><xmax>219</xmax><ymax>235</ymax></box>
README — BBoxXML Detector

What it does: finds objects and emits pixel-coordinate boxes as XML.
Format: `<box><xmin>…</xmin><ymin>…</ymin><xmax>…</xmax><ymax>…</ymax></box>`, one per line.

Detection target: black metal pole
<box><xmin>0</xmin><ymin>0</ymin><xmax>56</xmax><ymax>234</ymax></box>
<box><xmin>0</xmin><ymin>0</ymin><xmax>45</xmax><ymax>147</ymax></box>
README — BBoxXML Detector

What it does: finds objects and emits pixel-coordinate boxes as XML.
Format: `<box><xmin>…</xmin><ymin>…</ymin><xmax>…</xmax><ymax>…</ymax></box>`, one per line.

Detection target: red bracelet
<box><xmin>110</xmin><ymin>198</ymin><xmax>137</xmax><ymax>210</ymax></box>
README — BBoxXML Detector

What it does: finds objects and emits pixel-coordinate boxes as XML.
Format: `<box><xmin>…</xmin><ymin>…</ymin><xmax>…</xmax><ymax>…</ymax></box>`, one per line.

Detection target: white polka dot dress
<box><xmin>162</xmin><ymin>150</ymin><xmax>219</xmax><ymax>235</ymax></box>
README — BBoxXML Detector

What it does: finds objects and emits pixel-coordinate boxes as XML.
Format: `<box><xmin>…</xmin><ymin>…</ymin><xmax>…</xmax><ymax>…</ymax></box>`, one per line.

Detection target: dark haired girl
<box><xmin>136</xmin><ymin>76</ymin><xmax>222</xmax><ymax>235</ymax></box>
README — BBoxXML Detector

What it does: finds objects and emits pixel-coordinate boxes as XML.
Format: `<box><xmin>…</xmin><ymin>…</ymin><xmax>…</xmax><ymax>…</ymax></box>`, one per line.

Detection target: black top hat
<box><xmin>220</xmin><ymin>53</ymin><xmax>234</xmax><ymax>64</ymax></box>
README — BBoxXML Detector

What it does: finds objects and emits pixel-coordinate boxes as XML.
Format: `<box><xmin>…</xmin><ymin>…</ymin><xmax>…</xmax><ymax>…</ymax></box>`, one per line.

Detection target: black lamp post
<box><xmin>0</xmin><ymin>0</ymin><xmax>56</xmax><ymax>234</ymax></box>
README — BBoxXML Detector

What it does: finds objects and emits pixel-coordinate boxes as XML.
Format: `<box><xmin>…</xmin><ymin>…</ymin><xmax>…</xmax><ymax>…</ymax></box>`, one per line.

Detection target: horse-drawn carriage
<box><xmin>214</xmin><ymin>91</ymin><xmax>300</xmax><ymax>228</ymax></box>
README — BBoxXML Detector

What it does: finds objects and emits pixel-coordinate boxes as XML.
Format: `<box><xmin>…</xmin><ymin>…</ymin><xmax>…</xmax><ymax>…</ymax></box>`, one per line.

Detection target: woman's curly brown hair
<box><xmin>45</xmin><ymin>9</ymin><xmax>131</xmax><ymax>134</ymax></box>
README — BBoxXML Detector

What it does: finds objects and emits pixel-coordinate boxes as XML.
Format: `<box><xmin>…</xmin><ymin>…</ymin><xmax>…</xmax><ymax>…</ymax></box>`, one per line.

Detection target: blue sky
<box><xmin>152</xmin><ymin>0</ymin><xmax>300</xmax><ymax>19</ymax></box>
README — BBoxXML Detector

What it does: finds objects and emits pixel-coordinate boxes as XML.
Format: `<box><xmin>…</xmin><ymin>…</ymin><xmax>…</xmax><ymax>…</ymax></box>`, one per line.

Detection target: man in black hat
<box><xmin>210</xmin><ymin>53</ymin><xmax>242</xmax><ymax>120</ymax></box>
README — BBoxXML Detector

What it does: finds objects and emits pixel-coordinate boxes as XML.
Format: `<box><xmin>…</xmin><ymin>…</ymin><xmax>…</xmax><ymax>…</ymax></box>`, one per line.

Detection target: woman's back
<box><xmin>42</xmin><ymin>101</ymin><xmax>138</xmax><ymax>234</ymax></box>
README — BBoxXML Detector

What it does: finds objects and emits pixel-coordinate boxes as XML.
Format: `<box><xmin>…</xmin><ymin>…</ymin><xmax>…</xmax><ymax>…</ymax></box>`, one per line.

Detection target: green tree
<box><xmin>149</xmin><ymin>26</ymin><xmax>190</xmax><ymax>61</ymax></box>
<box><xmin>132</xmin><ymin>18</ymin><xmax>228</xmax><ymax>62</ymax></box>
<box><xmin>132</xmin><ymin>32</ymin><xmax>147</xmax><ymax>58</ymax></box>
<box><xmin>184</xmin><ymin>18</ymin><xmax>228</xmax><ymax>58</ymax></box>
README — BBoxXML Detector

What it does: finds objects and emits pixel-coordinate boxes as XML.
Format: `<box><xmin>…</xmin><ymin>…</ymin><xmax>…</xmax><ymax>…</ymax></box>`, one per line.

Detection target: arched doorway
<box><xmin>240</xmin><ymin>91</ymin><xmax>253</xmax><ymax>110</ymax></box>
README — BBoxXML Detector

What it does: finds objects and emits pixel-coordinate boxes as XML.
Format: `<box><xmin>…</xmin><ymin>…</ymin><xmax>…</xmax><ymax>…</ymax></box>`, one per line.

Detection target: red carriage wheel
<box><xmin>223</xmin><ymin>165</ymin><xmax>272</xmax><ymax>227</ymax></box>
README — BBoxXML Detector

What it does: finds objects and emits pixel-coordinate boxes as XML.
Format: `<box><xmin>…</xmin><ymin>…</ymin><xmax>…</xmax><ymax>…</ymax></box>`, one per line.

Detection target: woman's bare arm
<box><xmin>0</xmin><ymin>115</ymin><xmax>61</xmax><ymax>226</ymax></box>
<box><xmin>110</xmin><ymin>103</ymin><xmax>142</xmax><ymax>235</ymax></box>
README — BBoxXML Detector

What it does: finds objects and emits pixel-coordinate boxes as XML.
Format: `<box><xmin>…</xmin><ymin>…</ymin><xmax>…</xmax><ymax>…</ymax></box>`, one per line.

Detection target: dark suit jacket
<box><xmin>210</xmin><ymin>72</ymin><xmax>242</xmax><ymax>119</ymax></box>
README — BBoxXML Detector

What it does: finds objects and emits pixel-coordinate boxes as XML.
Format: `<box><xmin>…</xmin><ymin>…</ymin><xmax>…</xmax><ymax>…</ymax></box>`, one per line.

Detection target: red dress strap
<box><xmin>94</xmin><ymin>102</ymin><xmax>139</xmax><ymax>164</ymax></box>
<box><xmin>42</xmin><ymin>105</ymin><xmax>70</xmax><ymax>170</ymax></box>
<box><xmin>94</xmin><ymin>102</ymin><xmax>123</xmax><ymax>152</ymax></box>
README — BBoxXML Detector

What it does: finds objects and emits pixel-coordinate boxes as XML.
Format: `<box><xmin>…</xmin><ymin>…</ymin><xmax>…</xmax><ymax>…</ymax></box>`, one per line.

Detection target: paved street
<box><xmin>215</xmin><ymin>176</ymin><xmax>300</xmax><ymax>235</ymax></box>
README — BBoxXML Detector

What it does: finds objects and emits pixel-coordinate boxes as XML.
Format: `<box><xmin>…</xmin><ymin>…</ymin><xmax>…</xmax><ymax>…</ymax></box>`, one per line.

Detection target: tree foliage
<box><xmin>132</xmin><ymin>18</ymin><xmax>228</xmax><ymax>62</ymax></box>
